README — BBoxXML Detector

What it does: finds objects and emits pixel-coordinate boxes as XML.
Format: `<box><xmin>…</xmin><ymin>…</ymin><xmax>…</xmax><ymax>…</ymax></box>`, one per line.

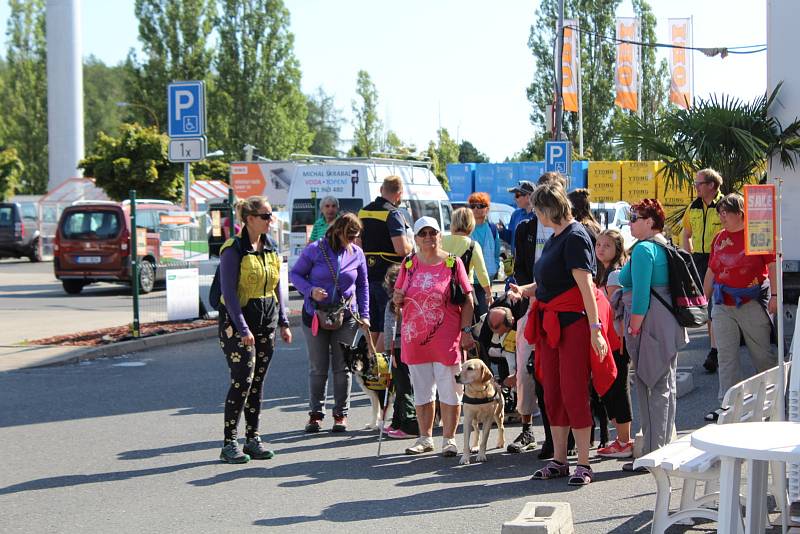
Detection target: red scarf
<box><xmin>524</xmin><ymin>285</ymin><xmax>621</xmax><ymax>397</ymax></box>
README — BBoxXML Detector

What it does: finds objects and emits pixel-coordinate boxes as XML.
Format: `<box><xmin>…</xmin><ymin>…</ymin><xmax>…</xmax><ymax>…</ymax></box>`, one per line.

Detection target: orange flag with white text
<box><xmin>561</xmin><ymin>19</ymin><xmax>579</xmax><ymax>113</ymax></box>
<box><xmin>669</xmin><ymin>18</ymin><xmax>692</xmax><ymax>108</ymax></box>
<box><xmin>615</xmin><ymin>18</ymin><xmax>640</xmax><ymax>112</ymax></box>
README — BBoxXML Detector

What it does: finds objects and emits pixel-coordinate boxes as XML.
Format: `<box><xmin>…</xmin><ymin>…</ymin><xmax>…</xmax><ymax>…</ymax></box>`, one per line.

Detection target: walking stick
<box><xmin>377</xmin><ymin>315</ymin><xmax>398</xmax><ymax>457</ymax></box>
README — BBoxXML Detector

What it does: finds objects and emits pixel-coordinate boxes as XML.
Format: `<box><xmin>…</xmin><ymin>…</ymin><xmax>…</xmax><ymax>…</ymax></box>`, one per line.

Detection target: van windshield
<box><xmin>291</xmin><ymin>198</ymin><xmax>364</xmax><ymax>232</ymax></box>
<box><xmin>61</xmin><ymin>210</ymin><xmax>121</xmax><ymax>239</ymax></box>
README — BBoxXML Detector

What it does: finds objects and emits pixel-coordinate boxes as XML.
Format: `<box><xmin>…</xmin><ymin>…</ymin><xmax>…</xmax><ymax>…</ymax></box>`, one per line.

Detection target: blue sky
<box><xmin>0</xmin><ymin>0</ymin><xmax>767</xmax><ymax>161</ymax></box>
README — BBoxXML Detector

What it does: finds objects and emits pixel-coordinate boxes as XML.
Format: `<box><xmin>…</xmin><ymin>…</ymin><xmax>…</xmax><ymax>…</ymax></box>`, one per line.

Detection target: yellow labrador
<box><xmin>456</xmin><ymin>358</ymin><xmax>505</xmax><ymax>464</ymax></box>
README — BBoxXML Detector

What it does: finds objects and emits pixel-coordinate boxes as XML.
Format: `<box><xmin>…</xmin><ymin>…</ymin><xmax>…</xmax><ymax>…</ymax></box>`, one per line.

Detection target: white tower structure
<box><xmin>46</xmin><ymin>0</ymin><xmax>84</xmax><ymax>191</ymax></box>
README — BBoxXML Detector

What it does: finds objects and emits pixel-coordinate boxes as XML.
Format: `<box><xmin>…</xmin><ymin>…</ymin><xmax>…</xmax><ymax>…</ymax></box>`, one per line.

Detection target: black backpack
<box><xmin>208</xmin><ymin>237</ymin><xmax>243</xmax><ymax>311</ymax></box>
<box><xmin>646</xmin><ymin>239</ymin><xmax>709</xmax><ymax>328</ymax></box>
<box><xmin>459</xmin><ymin>240</ymin><xmax>476</xmax><ymax>272</ymax></box>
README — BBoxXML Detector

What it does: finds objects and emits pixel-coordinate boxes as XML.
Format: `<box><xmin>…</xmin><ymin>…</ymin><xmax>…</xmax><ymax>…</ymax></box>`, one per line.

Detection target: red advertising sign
<box><xmin>744</xmin><ymin>184</ymin><xmax>776</xmax><ymax>255</ymax></box>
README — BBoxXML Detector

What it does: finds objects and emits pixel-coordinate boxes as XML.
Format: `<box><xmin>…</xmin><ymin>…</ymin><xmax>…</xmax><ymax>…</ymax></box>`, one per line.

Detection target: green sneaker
<box><xmin>243</xmin><ymin>436</ymin><xmax>275</xmax><ymax>460</ymax></box>
<box><xmin>219</xmin><ymin>441</ymin><xmax>250</xmax><ymax>464</ymax></box>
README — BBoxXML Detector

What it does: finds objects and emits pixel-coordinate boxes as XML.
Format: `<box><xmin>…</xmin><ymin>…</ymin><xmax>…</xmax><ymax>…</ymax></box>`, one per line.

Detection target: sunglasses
<box><xmin>469</xmin><ymin>203</ymin><xmax>488</xmax><ymax>209</ymax></box>
<box><xmin>629</xmin><ymin>213</ymin><xmax>646</xmax><ymax>223</ymax></box>
<box><xmin>253</xmin><ymin>212</ymin><xmax>272</xmax><ymax>221</ymax></box>
<box><xmin>693</xmin><ymin>181</ymin><xmax>712</xmax><ymax>187</ymax></box>
<box><xmin>416</xmin><ymin>229</ymin><xmax>439</xmax><ymax>238</ymax></box>
<box><xmin>514</xmin><ymin>192</ymin><xmax>528</xmax><ymax>199</ymax></box>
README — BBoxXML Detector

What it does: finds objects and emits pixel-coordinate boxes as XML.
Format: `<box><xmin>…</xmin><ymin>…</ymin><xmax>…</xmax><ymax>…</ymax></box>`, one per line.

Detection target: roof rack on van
<box><xmin>288</xmin><ymin>153</ymin><xmax>432</xmax><ymax>169</ymax></box>
<box><xmin>120</xmin><ymin>199</ymin><xmax>176</xmax><ymax>206</ymax></box>
<box><xmin>71</xmin><ymin>200</ymin><xmax>118</xmax><ymax>206</ymax></box>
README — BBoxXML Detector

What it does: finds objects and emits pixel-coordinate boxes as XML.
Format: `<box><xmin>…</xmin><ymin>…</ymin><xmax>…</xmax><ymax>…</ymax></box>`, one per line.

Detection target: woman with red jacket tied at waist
<box><xmin>508</xmin><ymin>183</ymin><xmax>619</xmax><ymax>486</ymax></box>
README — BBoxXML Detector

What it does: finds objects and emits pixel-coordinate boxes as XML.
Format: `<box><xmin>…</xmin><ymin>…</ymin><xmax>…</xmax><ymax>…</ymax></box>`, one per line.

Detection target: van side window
<box><xmin>408</xmin><ymin>200</ymin><xmax>441</xmax><ymax>228</ymax></box>
<box><xmin>440</xmin><ymin>202</ymin><xmax>452</xmax><ymax>231</ymax></box>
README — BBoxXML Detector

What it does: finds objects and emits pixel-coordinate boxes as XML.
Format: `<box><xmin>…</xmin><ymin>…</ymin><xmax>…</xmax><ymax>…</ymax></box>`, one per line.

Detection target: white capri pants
<box><xmin>408</xmin><ymin>362</ymin><xmax>464</xmax><ymax>406</ymax></box>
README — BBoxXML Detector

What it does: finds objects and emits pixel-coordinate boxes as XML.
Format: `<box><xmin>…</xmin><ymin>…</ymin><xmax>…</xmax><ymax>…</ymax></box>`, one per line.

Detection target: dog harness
<box><xmin>462</xmin><ymin>387</ymin><xmax>500</xmax><ymax>405</ymax></box>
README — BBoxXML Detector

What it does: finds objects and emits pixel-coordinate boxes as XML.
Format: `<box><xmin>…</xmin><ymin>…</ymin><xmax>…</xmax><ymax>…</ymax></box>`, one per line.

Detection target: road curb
<box><xmin>29</xmin><ymin>314</ymin><xmax>302</xmax><ymax>369</ymax></box>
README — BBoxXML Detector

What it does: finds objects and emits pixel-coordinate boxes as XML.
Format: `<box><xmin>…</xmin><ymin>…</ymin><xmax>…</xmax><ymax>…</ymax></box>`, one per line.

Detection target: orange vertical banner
<box><xmin>561</xmin><ymin>19</ymin><xmax>579</xmax><ymax>113</ymax></box>
<box><xmin>744</xmin><ymin>184</ymin><xmax>776</xmax><ymax>256</ymax></box>
<box><xmin>615</xmin><ymin>18</ymin><xmax>640</xmax><ymax>112</ymax></box>
<box><xmin>669</xmin><ymin>18</ymin><xmax>692</xmax><ymax>108</ymax></box>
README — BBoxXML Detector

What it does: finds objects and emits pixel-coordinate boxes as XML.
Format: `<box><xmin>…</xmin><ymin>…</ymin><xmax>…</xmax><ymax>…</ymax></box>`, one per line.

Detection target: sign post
<box><xmin>168</xmin><ymin>81</ymin><xmax>207</xmax><ymax>209</ymax></box>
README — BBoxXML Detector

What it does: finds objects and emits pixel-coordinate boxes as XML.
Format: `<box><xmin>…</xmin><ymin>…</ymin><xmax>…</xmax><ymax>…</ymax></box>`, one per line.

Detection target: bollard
<box><xmin>501</xmin><ymin>502</ymin><xmax>574</xmax><ymax>534</ymax></box>
<box><xmin>676</xmin><ymin>370</ymin><xmax>695</xmax><ymax>398</ymax></box>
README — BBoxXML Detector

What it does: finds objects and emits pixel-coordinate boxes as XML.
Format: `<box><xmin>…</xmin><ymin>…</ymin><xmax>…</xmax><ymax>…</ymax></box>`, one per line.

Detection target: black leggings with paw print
<box><xmin>219</xmin><ymin>305</ymin><xmax>276</xmax><ymax>444</ymax></box>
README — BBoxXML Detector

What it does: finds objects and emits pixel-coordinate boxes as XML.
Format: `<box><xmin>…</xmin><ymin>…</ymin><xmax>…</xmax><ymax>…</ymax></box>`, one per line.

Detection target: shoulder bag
<box><xmin>315</xmin><ymin>240</ymin><xmax>351</xmax><ymax>330</ymax></box>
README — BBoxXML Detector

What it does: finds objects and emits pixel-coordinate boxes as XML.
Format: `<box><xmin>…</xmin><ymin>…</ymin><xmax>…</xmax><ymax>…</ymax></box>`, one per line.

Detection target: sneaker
<box><xmin>219</xmin><ymin>441</ymin><xmax>250</xmax><ymax>464</ymax></box>
<box><xmin>305</xmin><ymin>412</ymin><xmax>323</xmax><ymax>433</ymax></box>
<box><xmin>442</xmin><ymin>438</ymin><xmax>459</xmax><ymax>457</ymax></box>
<box><xmin>332</xmin><ymin>415</ymin><xmax>348</xmax><ymax>433</ymax></box>
<box><xmin>383</xmin><ymin>423</ymin><xmax>395</xmax><ymax>433</ymax></box>
<box><xmin>622</xmin><ymin>462</ymin><xmax>648</xmax><ymax>473</ymax></box>
<box><xmin>405</xmin><ymin>437</ymin><xmax>434</xmax><ymax>455</ymax></box>
<box><xmin>243</xmin><ymin>436</ymin><xmax>275</xmax><ymax>460</ymax></box>
<box><xmin>703</xmin><ymin>348</ymin><xmax>718</xmax><ymax>373</ymax></box>
<box><xmin>597</xmin><ymin>439</ymin><xmax>633</xmax><ymax>458</ymax></box>
<box><xmin>507</xmin><ymin>429</ymin><xmax>537</xmax><ymax>453</ymax></box>
<box><xmin>387</xmin><ymin>428</ymin><xmax>417</xmax><ymax>439</ymax></box>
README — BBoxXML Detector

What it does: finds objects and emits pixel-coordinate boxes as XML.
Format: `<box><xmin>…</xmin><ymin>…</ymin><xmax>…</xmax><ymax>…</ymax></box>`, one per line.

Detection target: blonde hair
<box><xmin>697</xmin><ymin>168</ymin><xmax>723</xmax><ymax>189</ymax></box>
<box><xmin>451</xmin><ymin>207</ymin><xmax>475</xmax><ymax>234</ymax></box>
<box><xmin>382</xmin><ymin>175</ymin><xmax>402</xmax><ymax>195</ymax></box>
<box><xmin>235</xmin><ymin>196</ymin><xmax>269</xmax><ymax>223</ymax></box>
<box><xmin>538</xmin><ymin>171</ymin><xmax>568</xmax><ymax>189</ymax></box>
<box><xmin>531</xmin><ymin>183</ymin><xmax>572</xmax><ymax>224</ymax></box>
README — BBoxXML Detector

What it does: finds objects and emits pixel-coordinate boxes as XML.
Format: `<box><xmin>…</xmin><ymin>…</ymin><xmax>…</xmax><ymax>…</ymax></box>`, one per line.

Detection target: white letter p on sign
<box><xmin>174</xmin><ymin>90</ymin><xmax>194</xmax><ymax>120</ymax></box>
<box><xmin>549</xmin><ymin>145</ymin><xmax>563</xmax><ymax>164</ymax></box>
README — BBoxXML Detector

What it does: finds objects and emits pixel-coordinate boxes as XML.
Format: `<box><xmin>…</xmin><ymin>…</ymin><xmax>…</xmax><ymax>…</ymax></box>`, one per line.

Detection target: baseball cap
<box><xmin>507</xmin><ymin>180</ymin><xmax>535</xmax><ymax>195</ymax></box>
<box><xmin>413</xmin><ymin>216</ymin><xmax>441</xmax><ymax>235</ymax></box>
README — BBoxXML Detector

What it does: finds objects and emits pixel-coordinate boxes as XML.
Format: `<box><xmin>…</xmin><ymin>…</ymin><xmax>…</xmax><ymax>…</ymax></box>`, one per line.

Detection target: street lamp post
<box><xmin>116</xmin><ymin>101</ymin><xmax>160</xmax><ymax>131</ymax></box>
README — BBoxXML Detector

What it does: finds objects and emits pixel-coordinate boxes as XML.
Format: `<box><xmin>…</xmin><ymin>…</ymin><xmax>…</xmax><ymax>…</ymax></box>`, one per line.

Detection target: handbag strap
<box><xmin>319</xmin><ymin>239</ymin><xmax>341</xmax><ymax>301</ymax></box>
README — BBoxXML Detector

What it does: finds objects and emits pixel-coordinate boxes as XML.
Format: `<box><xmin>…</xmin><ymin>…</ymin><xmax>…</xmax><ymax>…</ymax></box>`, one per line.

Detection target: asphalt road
<box><xmin>1</xmin><ymin>325</ymin><xmax>776</xmax><ymax>534</ymax></box>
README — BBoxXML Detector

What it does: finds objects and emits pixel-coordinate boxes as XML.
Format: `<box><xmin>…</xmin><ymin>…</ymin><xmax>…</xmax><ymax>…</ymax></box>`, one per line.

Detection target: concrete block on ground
<box><xmin>676</xmin><ymin>370</ymin><xmax>695</xmax><ymax>398</ymax></box>
<box><xmin>501</xmin><ymin>502</ymin><xmax>574</xmax><ymax>534</ymax></box>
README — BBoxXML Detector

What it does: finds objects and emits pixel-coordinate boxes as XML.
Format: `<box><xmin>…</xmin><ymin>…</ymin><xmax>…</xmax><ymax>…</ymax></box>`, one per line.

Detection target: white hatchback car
<box><xmin>591</xmin><ymin>201</ymin><xmax>635</xmax><ymax>249</ymax></box>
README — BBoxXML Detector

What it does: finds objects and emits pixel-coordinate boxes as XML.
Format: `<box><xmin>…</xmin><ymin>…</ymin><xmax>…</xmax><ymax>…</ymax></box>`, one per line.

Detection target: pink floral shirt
<box><xmin>395</xmin><ymin>255</ymin><xmax>472</xmax><ymax>366</ymax></box>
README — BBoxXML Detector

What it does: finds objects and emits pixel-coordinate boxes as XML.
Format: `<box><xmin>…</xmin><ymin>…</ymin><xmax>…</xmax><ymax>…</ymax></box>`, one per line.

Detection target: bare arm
<box><xmin>703</xmin><ymin>267</ymin><xmax>715</xmax><ymax>302</ymax></box>
<box><xmin>459</xmin><ymin>293</ymin><xmax>476</xmax><ymax>351</ymax></box>
<box><xmin>573</xmin><ymin>269</ymin><xmax>608</xmax><ymax>360</ymax></box>
<box><xmin>392</xmin><ymin>235</ymin><xmax>413</xmax><ymax>256</ymax></box>
<box><xmin>768</xmin><ymin>262</ymin><xmax>778</xmax><ymax>314</ymax></box>
<box><xmin>682</xmin><ymin>228</ymin><xmax>693</xmax><ymax>253</ymax></box>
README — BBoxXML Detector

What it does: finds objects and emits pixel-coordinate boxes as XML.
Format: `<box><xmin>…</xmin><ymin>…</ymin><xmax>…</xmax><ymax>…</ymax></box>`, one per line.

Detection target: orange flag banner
<box><xmin>615</xmin><ymin>18</ymin><xmax>640</xmax><ymax>112</ymax></box>
<box><xmin>561</xmin><ymin>19</ymin><xmax>579</xmax><ymax>113</ymax></box>
<box><xmin>669</xmin><ymin>18</ymin><xmax>692</xmax><ymax>108</ymax></box>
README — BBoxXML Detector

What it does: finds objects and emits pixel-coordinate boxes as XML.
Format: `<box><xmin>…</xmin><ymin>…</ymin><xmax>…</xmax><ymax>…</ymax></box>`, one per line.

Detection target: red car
<box><xmin>53</xmin><ymin>200</ymin><xmax>183</xmax><ymax>294</ymax></box>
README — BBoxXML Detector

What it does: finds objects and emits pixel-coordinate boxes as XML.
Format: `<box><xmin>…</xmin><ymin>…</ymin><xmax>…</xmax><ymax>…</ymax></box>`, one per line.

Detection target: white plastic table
<box><xmin>691</xmin><ymin>422</ymin><xmax>800</xmax><ymax>534</ymax></box>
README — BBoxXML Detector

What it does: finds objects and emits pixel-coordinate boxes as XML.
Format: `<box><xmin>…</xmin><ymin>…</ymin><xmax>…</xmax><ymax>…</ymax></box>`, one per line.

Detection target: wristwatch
<box><xmin>461</xmin><ymin>326</ymin><xmax>472</xmax><ymax>334</ymax></box>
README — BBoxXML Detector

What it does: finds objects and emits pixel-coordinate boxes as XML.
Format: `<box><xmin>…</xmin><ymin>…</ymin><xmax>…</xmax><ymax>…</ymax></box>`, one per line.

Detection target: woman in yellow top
<box><xmin>218</xmin><ymin>196</ymin><xmax>292</xmax><ymax>464</ymax></box>
<box><xmin>441</xmin><ymin>208</ymin><xmax>492</xmax><ymax>312</ymax></box>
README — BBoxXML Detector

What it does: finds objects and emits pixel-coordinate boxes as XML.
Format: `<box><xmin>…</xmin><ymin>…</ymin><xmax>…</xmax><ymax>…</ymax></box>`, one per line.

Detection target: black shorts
<box><xmin>368</xmin><ymin>283</ymin><xmax>389</xmax><ymax>333</ymax></box>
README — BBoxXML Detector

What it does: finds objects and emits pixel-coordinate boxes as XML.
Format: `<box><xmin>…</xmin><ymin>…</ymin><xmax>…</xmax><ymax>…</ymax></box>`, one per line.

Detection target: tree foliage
<box><xmin>1</xmin><ymin>0</ymin><xmax>48</xmax><ymax>194</ymax></box>
<box><xmin>458</xmin><ymin>140</ymin><xmax>489</xmax><ymax>163</ymax></box>
<box><xmin>214</xmin><ymin>0</ymin><xmax>311</xmax><ymax>160</ymax></box>
<box><xmin>349</xmin><ymin>70</ymin><xmax>382</xmax><ymax>157</ymax></box>
<box><xmin>84</xmin><ymin>56</ymin><xmax>127</xmax><ymax>147</ymax></box>
<box><xmin>79</xmin><ymin>123</ymin><xmax>183</xmax><ymax>202</ymax></box>
<box><xmin>619</xmin><ymin>84</ymin><xmax>800</xmax><ymax>194</ymax></box>
<box><xmin>526</xmin><ymin>0</ymin><xmax>669</xmax><ymax>159</ymax></box>
<box><xmin>191</xmin><ymin>158</ymin><xmax>231</xmax><ymax>182</ymax></box>
<box><xmin>0</xmin><ymin>148</ymin><xmax>24</xmax><ymax>201</ymax></box>
<box><xmin>306</xmin><ymin>87</ymin><xmax>342</xmax><ymax>156</ymax></box>
<box><xmin>426</xmin><ymin>128</ymin><xmax>459</xmax><ymax>190</ymax></box>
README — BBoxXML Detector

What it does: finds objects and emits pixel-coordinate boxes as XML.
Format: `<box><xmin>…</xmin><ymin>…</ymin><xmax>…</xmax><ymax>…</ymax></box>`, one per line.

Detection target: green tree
<box><xmin>79</xmin><ymin>123</ymin><xmax>183</xmax><ymax>202</ymax></box>
<box><xmin>191</xmin><ymin>159</ymin><xmax>231</xmax><ymax>182</ymax></box>
<box><xmin>349</xmin><ymin>70</ymin><xmax>382</xmax><ymax>157</ymax></box>
<box><xmin>84</xmin><ymin>56</ymin><xmax>127</xmax><ymax>147</ymax></box>
<box><xmin>126</xmin><ymin>0</ymin><xmax>217</xmax><ymax>131</ymax></box>
<box><xmin>526</xmin><ymin>0</ymin><xmax>669</xmax><ymax>159</ymax></box>
<box><xmin>426</xmin><ymin>128</ymin><xmax>459</xmax><ymax>190</ymax></box>
<box><xmin>0</xmin><ymin>148</ymin><xmax>24</xmax><ymax>201</ymax></box>
<box><xmin>619</xmin><ymin>85</ymin><xmax>800</xmax><ymax>196</ymax></box>
<box><xmin>214</xmin><ymin>0</ymin><xmax>312</xmax><ymax>160</ymax></box>
<box><xmin>382</xmin><ymin>130</ymin><xmax>416</xmax><ymax>157</ymax></box>
<box><xmin>306</xmin><ymin>87</ymin><xmax>342</xmax><ymax>156</ymax></box>
<box><xmin>1</xmin><ymin>0</ymin><xmax>48</xmax><ymax>194</ymax></box>
<box><xmin>458</xmin><ymin>140</ymin><xmax>489</xmax><ymax>163</ymax></box>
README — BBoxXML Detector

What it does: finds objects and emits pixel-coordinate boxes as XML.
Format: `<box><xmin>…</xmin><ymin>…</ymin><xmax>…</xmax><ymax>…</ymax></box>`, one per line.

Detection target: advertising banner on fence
<box><xmin>744</xmin><ymin>184</ymin><xmax>776</xmax><ymax>256</ymax></box>
<box><xmin>615</xmin><ymin>17</ymin><xmax>640</xmax><ymax>112</ymax></box>
<box><xmin>166</xmin><ymin>268</ymin><xmax>200</xmax><ymax>320</ymax></box>
<box><xmin>669</xmin><ymin>18</ymin><xmax>693</xmax><ymax>108</ymax></box>
<box><xmin>561</xmin><ymin>19</ymin><xmax>579</xmax><ymax>113</ymax></box>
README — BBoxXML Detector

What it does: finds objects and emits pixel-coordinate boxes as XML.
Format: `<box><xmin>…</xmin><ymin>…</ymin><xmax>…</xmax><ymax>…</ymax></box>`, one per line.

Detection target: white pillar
<box><xmin>46</xmin><ymin>0</ymin><xmax>84</xmax><ymax>192</ymax></box>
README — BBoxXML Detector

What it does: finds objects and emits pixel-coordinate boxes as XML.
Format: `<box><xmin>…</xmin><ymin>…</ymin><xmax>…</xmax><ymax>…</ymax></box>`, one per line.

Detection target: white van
<box><xmin>231</xmin><ymin>156</ymin><xmax>453</xmax><ymax>268</ymax></box>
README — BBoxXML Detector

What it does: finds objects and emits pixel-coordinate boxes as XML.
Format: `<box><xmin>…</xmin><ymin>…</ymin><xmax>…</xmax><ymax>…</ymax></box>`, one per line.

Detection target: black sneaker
<box><xmin>219</xmin><ymin>441</ymin><xmax>250</xmax><ymax>464</ymax></box>
<box><xmin>243</xmin><ymin>436</ymin><xmax>275</xmax><ymax>460</ymax></box>
<box><xmin>703</xmin><ymin>348</ymin><xmax>718</xmax><ymax>373</ymax></box>
<box><xmin>507</xmin><ymin>430</ymin><xmax>536</xmax><ymax>453</ymax></box>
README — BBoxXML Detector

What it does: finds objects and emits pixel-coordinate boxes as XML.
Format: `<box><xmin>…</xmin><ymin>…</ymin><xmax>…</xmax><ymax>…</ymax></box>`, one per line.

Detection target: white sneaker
<box><xmin>442</xmin><ymin>437</ymin><xmax>458</xmax><ymax>457</ymax></box>
<box><xmin>405</xmin><ymin>437</ymin><xmax>434</xmax><ymax>455</ymax></box>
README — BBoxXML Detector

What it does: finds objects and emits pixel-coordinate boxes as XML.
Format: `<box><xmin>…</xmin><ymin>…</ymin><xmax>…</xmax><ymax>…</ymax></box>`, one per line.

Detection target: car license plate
<box><xmin>76</xmin><ymin>256</ymin><xmax>101</xmax><ymax>264</ymax></box>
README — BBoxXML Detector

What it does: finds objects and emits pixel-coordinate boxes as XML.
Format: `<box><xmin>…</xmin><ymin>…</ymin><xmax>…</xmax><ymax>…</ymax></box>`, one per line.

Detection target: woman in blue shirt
<box><xmin>617</xmin><ymin>199</ymin><xmax>688</xmax><ymax>471</ymax></box>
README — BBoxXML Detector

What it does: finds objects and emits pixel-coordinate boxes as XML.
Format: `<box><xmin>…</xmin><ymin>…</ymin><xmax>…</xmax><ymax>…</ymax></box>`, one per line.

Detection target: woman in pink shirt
<box><xmin>394</xmin><ymin>216</ymin><xmax>476</xmax><ymax>457</ymax></box>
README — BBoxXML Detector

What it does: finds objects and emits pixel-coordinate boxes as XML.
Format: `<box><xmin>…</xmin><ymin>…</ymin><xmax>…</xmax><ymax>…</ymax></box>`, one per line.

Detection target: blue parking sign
<box><xmin>168</xmin><ymin>81</ymin><xmax>205</xmax><ymax>138</ymax></box>
<box><xmin>544</xmin><ymin>141</ymin><xmax>572</xmax><ymax>174</ymax></box>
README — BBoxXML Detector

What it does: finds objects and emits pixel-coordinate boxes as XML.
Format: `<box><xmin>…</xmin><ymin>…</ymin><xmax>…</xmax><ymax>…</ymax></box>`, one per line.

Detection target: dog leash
<box><xmin>377</xmin><ymin>314</ymin><xmax>398</xmax><ymax>457</ymax></box>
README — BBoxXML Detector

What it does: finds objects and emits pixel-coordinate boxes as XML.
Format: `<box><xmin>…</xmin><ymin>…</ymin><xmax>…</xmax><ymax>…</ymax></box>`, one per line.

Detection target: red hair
<box><xmin>631</xmin><ymin>198</ymin><xmax>665</xmax><ymax>231</ymax></box>
<box><xmin>468</xmin><ymin>191</ymin><xmax>490</xmax><ymax>205</ymax></box>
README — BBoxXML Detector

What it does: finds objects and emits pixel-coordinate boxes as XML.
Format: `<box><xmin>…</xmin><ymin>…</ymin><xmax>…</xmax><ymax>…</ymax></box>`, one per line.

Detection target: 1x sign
<box><xmin>167</xmin><ymin>81</ymin><xmax>205</xmax><ymax>138</ymax></box>
<box><xmin>169</xmin><ymin>137</ymin><xmax>206</xmax><ymax>162</ymax></box>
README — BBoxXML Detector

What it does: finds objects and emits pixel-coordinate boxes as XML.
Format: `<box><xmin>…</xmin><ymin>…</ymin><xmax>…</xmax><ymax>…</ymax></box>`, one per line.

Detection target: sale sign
<box><xmin>744</xmin><ymin>184</ymin><xmax>776</xmax><ymax>255</ymax></box>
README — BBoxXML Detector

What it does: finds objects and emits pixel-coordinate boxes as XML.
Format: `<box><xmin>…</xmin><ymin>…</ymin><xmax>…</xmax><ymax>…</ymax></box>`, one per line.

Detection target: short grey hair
<box><xmin>320</xmin><ymin>195</ymin><xmax>339</xmax><ymax>208</ymax></box>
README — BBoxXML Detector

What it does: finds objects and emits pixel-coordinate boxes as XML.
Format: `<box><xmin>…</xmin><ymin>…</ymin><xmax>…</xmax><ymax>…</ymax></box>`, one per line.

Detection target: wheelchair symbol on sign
<box><xmin>555</xmin><ymin>162</ymin><xmax>568</xmax><ymax>173</ymax></box>
<box><xmin>183</xmin><ymin>116</ymin><xmax>199</xmax><ymax>133</ymax></box>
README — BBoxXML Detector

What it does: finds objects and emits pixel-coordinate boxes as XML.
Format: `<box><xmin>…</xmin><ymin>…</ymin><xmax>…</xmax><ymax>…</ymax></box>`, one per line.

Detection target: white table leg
<box><xmin>718</xmin><ymin>456</ymin><xmax>744</xmax><ymax>534</ymax></box>
<box><xmin>745</xmin><ymin>459</ymin><xmax>768</xmax><ymax>534</ymax></box>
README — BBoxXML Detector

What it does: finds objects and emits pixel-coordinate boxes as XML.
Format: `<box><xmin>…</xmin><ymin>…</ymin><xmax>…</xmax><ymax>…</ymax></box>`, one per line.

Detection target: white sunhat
<box><xmin>413</xmin><ymin>216</ymin><xmax>441</xmax><ymax>235</ymax></box>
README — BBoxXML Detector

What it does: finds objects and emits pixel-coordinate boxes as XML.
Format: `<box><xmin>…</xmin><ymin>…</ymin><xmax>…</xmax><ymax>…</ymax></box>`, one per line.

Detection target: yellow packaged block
<box><xmin>657</xmin><ymin>165</ymin><xmax>694</xmax><ymax>205</ymax></box>
<box><xmin>621</xmin><ymin>161</ymin><xmax>659</xmax><ymax>204</ymax></box>
<box><xmin>588</xmin><ymin>161</ymin><xmax>622</xmax><ymax>202</ymax></box>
